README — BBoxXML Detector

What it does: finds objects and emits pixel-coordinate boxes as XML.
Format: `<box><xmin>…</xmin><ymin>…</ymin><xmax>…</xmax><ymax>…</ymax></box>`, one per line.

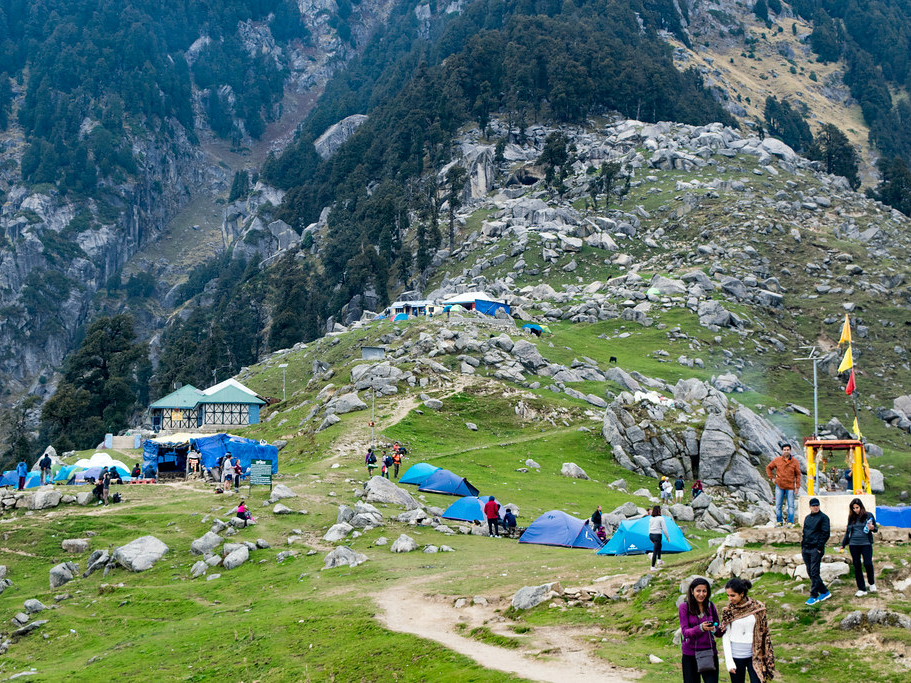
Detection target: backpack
<box><xmin>384</xmin><ymin>455</ymin><xmax>393</xmax><ymax>467</ymax></box>
<box><xmin>112</xmin><ymin>492</ymin><xmax>122</xmax><ymax>504</ymax></box>
<box><xmin>367</xmin><ymin>453</ymin><xmax>377</xmax><ymax>465</ymax></box>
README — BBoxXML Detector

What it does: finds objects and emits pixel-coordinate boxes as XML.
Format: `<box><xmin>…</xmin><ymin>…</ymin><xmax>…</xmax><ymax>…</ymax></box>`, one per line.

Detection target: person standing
<box><xmin>648</xmin><ymin>505</ymin><xmax>670</xmax><ymax>571</ymax></box>
<box><xmin>391</xmin><ymin>448</ymin><xmax>402</xmax><ymax>478</ymax></box>
<box><xmin>840</xmin><ymin>498</ymin><xmax>877</xmax><ymax>597</ymax></box>
<box><xmin>39</xmin><ymin>453</ymin><xmax>52</xmax><ymax>486</ymax></box>
<box><xmin>591</xmin><ymin>505</ymin><xmax>603</xmax><ymax>528</ymax></box>
<box><xmin>381</xmin><ymin>451</ymin><xmax>393</xmax><ymax>479</ymax></box>
<box><xmin>101</xmin><ymin>467</ymin><xmax>111</xmax><ymax>505</ymax></box>
<box><xmin>675</xmin><ymin>475</ymin><xmax>686</xmax><ymax>502</ymax></box>
<box><xmin>16</xmin><ymin>460</ymin><xmax>28</xmax><ymax>490</ymax></box>
<box><xmin>232</xmin><ymin>457</ymin><xmax>242</xmax><ymax>491</ymax></box>
<box><xmin>802</xmin><ymin>497</ymin><xmax>832</xmax><ymax>605</ymax></box>
<box><xmin>765</xmin><ymin>444</ymin><xmax>801</xmax><ymax>527</ymax></box>
<box><xmin>484</xmin><ymin>496</ymin><xmax>501</xmax><ymax>537</ymax></box>
<box><xmin>679</xmin><ymin>577</ymin><xmax>721</xmax><ymax>683</ymax></box>
<box><xmin>721</xmin><ymin>578</ymin><xmax>775</xmax><ymax>683</ymax></box>
<box><xmin>365</xmin><ymin>448</ymin><xmax>377</xmax><ymax>476</ymax></box>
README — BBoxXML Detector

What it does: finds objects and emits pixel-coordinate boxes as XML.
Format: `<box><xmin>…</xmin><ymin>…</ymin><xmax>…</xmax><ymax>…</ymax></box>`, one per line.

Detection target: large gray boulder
<box><xmin>561</xmin><ymin>462</ymin><xmax>590</xmax><ymax>480</ymax></box>
<box><xmin>326</xmin><ymin>392</ymin><xmax>368</xmax><ymax>415</ymax></box>
<box><xmin>24</xmin><ymin>599</ymin><xmax>47</xmax><ymax>614</ymax></box>
<box><xmin>269</xmin><ymin>484</ymin><xmax>298</xmax><ymax>502</ymax></box>
<box><xmin>61</xmin><ymin>539</ymin><xmax>90</xmax><ymax>553</ymax></box>
<box><xmin>390</xmin><ymin>534</ymin><xmax>419</xmax><ymax>553</ymax></box>
<box><xmin>511</xmin><ymin>582</ymin><xmax>563</xmax><ymax>610</ymax></box>
<box><xmin>323</xmin><ymin>523</ymin><xmax>354</xmax><ymax>542</ymax></box>
<box><xmin>314</xmin><ymin>114</ymin><xmax>368</xmax><ymax>159</ymax></box>
<box><xmin>28</xmin><ymin>489</ymin><xmax>62</xmax><ymax>510</ymax></box>
<box><xmin>699</xmin><ymin>415</ymin><xmax>737</xmax><ymax>483</ymax></box>
<box><xmin>870</xmin><ymin>468</ymin><xmax>885</xmax><ymax>494</ymax></box>
<box><xmin>364</xmin><ymin>476</ymin><xmax>420</xmax><ymax>510</ymax></box>
<box><xmin>82</xmin><ymin>550</ymin><xmax>110</xmax><ymax>578</ymax></box>
<box><xmin>191</xmin><ymin>532</ymin><xmax>224</xmax><ymax>556</ymax></box>
<box><xmin>511</xmin><ymin>340</ymin><xmax>548</xmax><ymax>371</ymax></box>
<box><xmin>49</xmin><ymin>562</ymin><xmax>78</xmax><ymax>589</ymax></box>
<box><xmin>112</xmin><ymin>536</ymin><xmax>169</xmax><ymax>572</ymax></box>
<box><xmin>733</xmin><ymin>405</ymin><xmax>790</xmax><ymax>459</ymax></box>
<box><xmin>223</xmin><ymin>546</ymin><xmax>250</xmax><ymax>570</ymax></box>
<box><xmin>673</xmin><ymin>378</ymin><xmax>708</xmax><ymax>404</ymax></box>
<box><xmin>323</xmin><ymin>546</ymin><xmax>368</xmax><ymax>569</ymax></box>
<box><xmin>649</xmin><ymin>275</ymin><xmax>687</xmax><ymax>296</ymax></box>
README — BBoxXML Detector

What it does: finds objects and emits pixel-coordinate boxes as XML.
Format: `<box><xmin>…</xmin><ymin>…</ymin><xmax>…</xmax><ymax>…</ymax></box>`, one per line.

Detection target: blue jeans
<box><xmin>774</xmin><ymin>486</ymin><xmax>795</xmax><ymax>523</ymax></box>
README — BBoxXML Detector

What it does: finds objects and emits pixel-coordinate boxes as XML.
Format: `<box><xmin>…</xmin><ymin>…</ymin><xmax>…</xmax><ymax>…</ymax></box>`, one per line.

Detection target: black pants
<box><xmin>849</xmin><ymin>544</ymin><xmax>875</xmax><ymax>590</ymax></box>
<box><xmin>801</xmin><ymin>547</ymin><xmax>828</xmax><ymax>597</ymax></box>
<box><xmin>729</xmin><ymin>657</ymin><xmax>760</xmax><ymax>683</ymax></box>
<box><xmin>488</xmin><ymin>519</ymin><xmax>499</xmax><ymax>536</ymax></box>
<box><xmin>233</xmin><ymin>474</ymin><xmax>239</xmax><ymax>490</ymax></box>
<box><xmin>393</xmin><ymin>463</ymin><xmax>399</xmax><ymax>478</ymax></box>
<box><xmin>681</xmin><ymin>653</ymin><xmax>719</xmax><ymax>683</ymax></box>
<box><xmin>649</xmin><ymin>533</ymin><xmax>663</xmax><ymax>566</ymax></box>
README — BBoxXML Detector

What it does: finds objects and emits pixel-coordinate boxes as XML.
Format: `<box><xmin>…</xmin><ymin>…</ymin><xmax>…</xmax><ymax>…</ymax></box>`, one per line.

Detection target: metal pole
<box><xmin>371</xmin><ymin>386</ymin><xmax>375</xmax><ymax>447</ymax></box>
<box><xmin>812</xmin><ymin>358</ymin><xmax>819</xmax><ymax>438</ymax></box>
<box><xmin>283</xmin><ymin>367</ymin><xmax>286</xmax><ymax>402</ymax></box>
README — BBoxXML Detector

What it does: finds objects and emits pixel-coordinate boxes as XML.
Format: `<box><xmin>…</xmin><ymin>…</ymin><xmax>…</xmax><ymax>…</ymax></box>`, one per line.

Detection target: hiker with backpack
<box><xmin>392</xmin><ymin>443</ymin><xmax>406</xmax><ymax>478</ymax></box>
<box><xmin>679</xmin><ymin>577</ymin><xmax>721</xmax><ymax>682</ymax></box>
<box><xmin>39</xmin><ymin>453</ymin><xmax>52</xmax><ymax>485</ymax></box>
<box><xmin>365</xmin><ymin>448</ymin><xmax>378</xmax><ymax>476</ymax></box>
<box><xmin>381</xmin><ymin>451</ymin><xmax>393</xmax><ymax>479</ymax></box>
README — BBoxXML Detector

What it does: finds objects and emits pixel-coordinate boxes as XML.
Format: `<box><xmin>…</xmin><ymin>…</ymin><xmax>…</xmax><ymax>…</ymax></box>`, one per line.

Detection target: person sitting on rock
<box><xmin>503</xmin><ymin>508</ymin><xmax>518</xmax><ymax>537</ymax></box>
<box><xmin>236</xmin><ymin>499</ymin><xmax>253</xmax><ymax>527</ymax></box>
<box><xmin>692</xmin><ymin>480</ymin><xmax>704</xmax><ymax>499</ymax></box>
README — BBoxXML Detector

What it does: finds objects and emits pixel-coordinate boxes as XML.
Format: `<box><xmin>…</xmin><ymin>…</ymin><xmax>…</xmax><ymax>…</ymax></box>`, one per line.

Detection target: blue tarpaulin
<box><xmin>418</xmin><ymin>469</ymin><xmax>479</xmax><ymax>497</ymax></box>
<box><xmin>475</xmin><ymin>299</ymin><xmax>510</xmax><ymax>317</ymax></box>
<box><xmin>398</xmin><ymin>463</ymin><xmax>440</xmax><ymax>486</ymax></box>
<box><xmin>191</xmin><ymin>434</ymin><xmax>278</xmax><ymax>474</ymax></box>
<box><xmin>597</xmin><ymin>516</ymin><xmax>692</xmax><ymax>555</ymax></box>
<box><xmin>518</xmin><ymin>510</ymin><xmax>603</xmax><ymax>549</ymax></box>
<box><xmin>142</xmin><ymin>439</ymin><xmax>191</xmax><ymax>473</ymax></box>
<box><xmin>876</xmin><ymin>506</ymin><xmax>911</xmax><ymax>528</ymax></box>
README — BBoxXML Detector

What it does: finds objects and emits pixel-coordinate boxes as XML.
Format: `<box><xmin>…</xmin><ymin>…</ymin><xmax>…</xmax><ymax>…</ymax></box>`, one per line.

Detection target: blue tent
<box><xmin>597</xmin><ymin>516</ymin><xmax>692</xmax><ymax>555</ymax></box>
<box><xmin>877</xmin><ymin>506</ymin><xmax>911</xmax><ymax>528</ymax></box>
<box><xmin>142</xmin><ymin>439</ymin><xmax>190</xmax><ymax>474</ymax></box>
<box><xmin>372</xmin><ymin>314</ymin><xmax>387</xmax><ymax>321</ymax></box>
<box><xmin>418</xmin><ymin>469</ymin><xmax>479</xmax><ymax>497</ymax></box>
<box><xmin>23</xmin><ymin>472</ymin><xmax>41</xmax><ymax>489</ymax></box>
<box><xmin>393</xmin><ymin>313</ymin><xmax>409</xmax><ymax>322</ymax></box>
<box><xmin>54</xmin><ymin>465</ymin><xmax>78</xmax><ymax>483</ymax></box>
<box><xmin>190</xmin><ymin>433</ymin><xmax>279</xmax><ymax>475</ymax></box>
<box><xmin>398</xmin><ymin>463</ymin><xmax>441</xmax><ymax>486</ymax></box>
<box><xmin>0</xmin><ymin>471</ymin><xmax>17</xmax><ymax>487</ymax></box>
<box><xmin>441</xmin><ymin>495</ymin><xmax>494</xmax><ymax>522</ymax></box>
<box><xmin>519</xmin><ymin>510</ymin><xmax>602</xmax><ymax>549</ymax></box>
<box><xmin>475</xmin><ymin>299</ymin><xmax>510</xmax><ymax>317</ymax></box>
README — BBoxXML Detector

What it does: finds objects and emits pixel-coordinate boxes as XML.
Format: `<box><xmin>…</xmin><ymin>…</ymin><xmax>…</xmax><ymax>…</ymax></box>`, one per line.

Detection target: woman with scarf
<box><xmin>679</xmin><ymin>577</ymin><xmax>721</xmax><ymax>682</ymax></box>
<box><xmin>721</xmin><ymin>578</ymin><xmax>775</xmax><ymax>683</ymax></box>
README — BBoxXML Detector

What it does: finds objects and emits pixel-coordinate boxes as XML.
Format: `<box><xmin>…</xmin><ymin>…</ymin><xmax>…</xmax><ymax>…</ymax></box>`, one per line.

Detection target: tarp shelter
<box><xmin>398</xmin><ymin>463</ymin><xmax>441</xmax><ymax>486</ymax></box>
<box><xmin>876</xmin><ymin>506</ymin><xmax>911</xmax><ymax>529</ymax></box>
<box><xmin>418</xmin><ymin>469</ymin><xmax>480</xmax><ymax>497</ymax></box>
<box><xmin>518</xmin><ymin>510</ymin><xmax>603</xmax><ymax>549</ymax></box>
<box><xmin>597</xmin><ymin>516</ymin><xmax>692</xmax><ymax>555</ymax></box>
<box><xmin>441</xmin><ymin>495</ymin><xmax>494</xmax><ymax>523</ymax></box>
<box><xmin>191</xmin><ymin>433</ymin><xmax>278</xmax><ymax>475</ymax></box>
<box><xmin>475</xmin><ymin>299</ymin><xmax>510</xmax><ymax>317</ymax></box>
<box><xmin>142</xmin><ymin>438</ymin><xmax>191</xmax><ymax>474</ymax></box>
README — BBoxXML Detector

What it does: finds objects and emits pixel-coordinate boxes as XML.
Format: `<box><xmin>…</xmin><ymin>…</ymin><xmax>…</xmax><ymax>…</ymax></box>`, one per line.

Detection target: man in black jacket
<box><xmin>802</xmin><ymin>498</ymin><xmax>832</xmax><ymax>605</ymax></box>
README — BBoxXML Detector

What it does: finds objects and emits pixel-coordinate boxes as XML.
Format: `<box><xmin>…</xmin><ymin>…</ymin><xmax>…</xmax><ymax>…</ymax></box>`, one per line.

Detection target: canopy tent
<box><xmin>191</xmin><ymin>433</ymin><xmax>278</xmax><ymax>474</ymax></box>
<box><xmin>441</xmin><ymin>495</ymin><xmax>495</xmax><ymax>523</ymax></box>
<box><xmin>398</xmin><ymin>463</ymin><xmax>441</xmax><ymax>486</ymax></box>
<box><xmin>521</xmin><ymin>323</ymin><xmax>552</xmax><ymax>334</ymax></box>
<box><xmin>73</xmin><ymin>453</ymin><xmax>132</xmax><ymax>472</ymax></box>
<box><xmin>518</xmin><ymin>510</ymin><xmax>603</xmax><ymax>549</ymax></box>
<box><xmin>418</xmin><ymin>469</ymin><xmax>480</xmax><ymax>497</ymax></box>
<box><xmin>876</xmin><ymin>506</ymin><xmax>911</xmax><ymax>529</ymax></box>
<box><xmin>597</xmin><ymin>516</ymin><xmax>692</xmax><ymax>555</ymax></box>
<box><xmin>142</xmin><ymin>438</ymin><xmax>190</xmax><ymax>474</ymax></box>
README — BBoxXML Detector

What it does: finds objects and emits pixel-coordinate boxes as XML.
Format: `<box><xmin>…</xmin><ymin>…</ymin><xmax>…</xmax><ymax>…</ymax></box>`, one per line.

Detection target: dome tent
<box><xmin>597</xmin><ymin>515</ymin><xmax>692</xmax><ymax>555</ymax></box>
<box><xmin>398</xmin><ymin>462</ymin><xmax>440</xmax><ymax>486</ymax></box>
<box><xmin>441</xmin><ymin>496</ymin><xmax>495</xmax><ymax>522</ymax></box>
<box><xmin>518</xmin><ymin>510</ymin><xmax>602</xmax><ymax>549</ymax></box>
<box><xmin>417</xmin><ymin>469</ymin><xmax>479</xmax><ymax>497</ymax></box>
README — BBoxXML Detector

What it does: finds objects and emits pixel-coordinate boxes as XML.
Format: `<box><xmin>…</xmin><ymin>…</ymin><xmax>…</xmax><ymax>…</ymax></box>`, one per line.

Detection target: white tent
<box><xmin>73</xmin><ymin>453</ymin><xmax>131</xmax><ymax>472</ymax></box>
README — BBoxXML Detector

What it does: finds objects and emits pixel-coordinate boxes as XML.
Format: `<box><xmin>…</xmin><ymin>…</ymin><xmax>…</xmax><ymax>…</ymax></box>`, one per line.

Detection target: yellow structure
<box><xmin>804</xmin><ymin>438</ymin><xmax>871</xmax><ymax>496</ymax></box>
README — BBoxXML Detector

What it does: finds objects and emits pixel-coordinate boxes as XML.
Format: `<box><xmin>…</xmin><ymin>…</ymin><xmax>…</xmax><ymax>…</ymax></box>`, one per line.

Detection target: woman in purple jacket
<box><xmin>679</xmin><ymin>577</ymin><xmax>721</xmax><ymax>682</ymax></box>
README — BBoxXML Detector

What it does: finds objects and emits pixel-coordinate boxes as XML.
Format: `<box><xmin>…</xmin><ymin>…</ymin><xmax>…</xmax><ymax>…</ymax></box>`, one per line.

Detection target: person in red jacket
<box><xmin>483</xmin><ymin>496</ymin><xmax>501</xmax><ymax>537</ymax></box>
<box><xmin>766</xmin><ymin>444</ymin><xmax>802</xmax><ymax>527</ymax></box>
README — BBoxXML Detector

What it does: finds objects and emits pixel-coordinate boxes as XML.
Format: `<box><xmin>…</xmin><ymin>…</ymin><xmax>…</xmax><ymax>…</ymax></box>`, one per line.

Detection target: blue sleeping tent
<box><xmin>0</xmin><ymin>471</ymin><xmax>17</xmax><ymax>487</ymax></box>
<box><xmin>191</xmin><ymin>433</ymin><xmax>279</xmax><ymax>475</ymax></box>
<box><xmin>23</xmin><ymin>472</ymin><xmax>41</xmax><ymax>489</ymax></box>
<box><xmin>398</xmin><ymin>463</ymin><xmax>440</xmax><ymax>486</ymax></box>
<box><xmin>475</xmin><ymin>299</ymin><xmax>510</xmax><ymax>317</ymax></box>
<box><xmin>393</xmin><ymin>313</ymin><xmax>408</xmax><ymax>322</ymax></box>
<box><xmin>876</xmin><ymin>506</ymin><xmax>911</xmax><ymax>529</ymax></box>
<box><xmin>519</xmin><ymin>510</ymin><xmax>602</xmax><ymax>549</ymax></box>
<box><xmin>441</xmin><ymin>496</ymin><xmax>494</xmax><ymax>522</ymax></box>
<box><xmin>597</xmin><ymin>516</ymin><xmax>692</xmax><ymax>555</ymax></box>
<box><xmin>54</xmin><ymin>465</ymin><xmax>78</xmax><ymax>483</ymax></box>
<box><xmin>418</xmin><ymin>469</ymin><xmax>479</xmax><ymax>497</ymax></box>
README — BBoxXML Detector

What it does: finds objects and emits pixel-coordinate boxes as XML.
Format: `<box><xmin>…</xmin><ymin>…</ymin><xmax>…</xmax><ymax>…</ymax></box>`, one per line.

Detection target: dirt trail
<box><xmin>375</xmin><ymin>584</ymin><xmax>640</xmax><ymax>683</ymax></box>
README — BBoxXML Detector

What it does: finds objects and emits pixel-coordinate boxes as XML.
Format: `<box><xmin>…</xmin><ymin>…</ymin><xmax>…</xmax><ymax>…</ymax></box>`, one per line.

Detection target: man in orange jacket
<box><xmin>766</xmin><ymin>444</ymin><xmax>802</xmax><ymax>527</ymax></box>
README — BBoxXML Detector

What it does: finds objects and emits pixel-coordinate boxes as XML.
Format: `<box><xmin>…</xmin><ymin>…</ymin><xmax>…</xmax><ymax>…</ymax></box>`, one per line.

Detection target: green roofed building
<box><xmin>149</xmin><ymin>379</ymin><xmax>266</xmax><ymax>431</ymax></box>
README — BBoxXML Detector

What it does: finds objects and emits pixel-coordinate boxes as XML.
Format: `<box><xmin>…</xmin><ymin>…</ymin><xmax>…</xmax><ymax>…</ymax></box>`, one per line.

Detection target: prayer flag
<box><xmin>838</xmin><ymin>314</ymin><xmax>852</xmax><ymax>345</ymax></box>
<box><xmin>837</xmin><ymin>347</ymin><xmax>853</xmax><ymax>373</ymax></box>
<box><xmin>853</xmin><ymin>416</ymin><xmax>862</xmax><ymax>438</ymax></box>
<box><xmin>845</xmin><ymin>370</ymin><xmax>856</xmax><ymax>396</ymax></box>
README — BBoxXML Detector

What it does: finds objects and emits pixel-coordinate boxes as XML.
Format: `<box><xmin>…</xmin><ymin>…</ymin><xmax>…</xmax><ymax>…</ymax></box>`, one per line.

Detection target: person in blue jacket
<box><xmin>16</xmin><ymin>460</ymin><xmax>28</xmax><ymax>490</ymax></box>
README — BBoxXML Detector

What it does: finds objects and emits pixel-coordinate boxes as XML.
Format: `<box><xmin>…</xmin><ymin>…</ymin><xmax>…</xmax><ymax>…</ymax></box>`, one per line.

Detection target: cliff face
<box><xmin>0</xmin><ymin>0</ymin><xmax>397</xmax><ymax>417</ymax></box>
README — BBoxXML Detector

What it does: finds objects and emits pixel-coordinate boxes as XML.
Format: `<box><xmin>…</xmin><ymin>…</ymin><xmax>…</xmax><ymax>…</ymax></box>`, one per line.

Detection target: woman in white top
<box><xmin>720</xmin><ymin>578</ymin><xmax>775</xmax><ymax>683</ymax></box>
<box><xmin>648</xmin><ymin>505</ymin><xmax>670</xmax><ymax>571</ymax></box>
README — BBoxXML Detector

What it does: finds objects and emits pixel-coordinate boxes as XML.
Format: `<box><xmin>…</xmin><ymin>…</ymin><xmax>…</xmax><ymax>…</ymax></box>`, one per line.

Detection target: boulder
<box><xmin>76</xmin><ymin>492</ymin><xmax>93</xmax><ymax>506</ymax></box>
<box><xmin>390</xmin><ymin>534</ymin><xmax>419</xmax><ymax>553</ymax></box>
<box><xmin>82</xmin><ymin>550</ymin><xmax>110</xmax><ymax>578</ymax></box>
<box><xmin>273</xmin><ymin>503</ymin><xmax>293</xmax><ymax>515</ymax></box>
<box><xmin>561</xmin><ymin>462</ymin><xmax>590</xmax><ymax>480</ymax></box>
<box><xmin>870</xmin><ymin>469</ymin><xmax>885</xmax><ymax>494</ymax></box>
<box><xmin>511</xmin><ymin>582</ymin><xmax>563</xmax><ymax>610</ymax></box>
<box><xmin>323</xmin><ymin>546</ymin><xmax>368</xmax><ymax>569</ymax></box>
<box><xmin>794</xmin><ymin>561</ymin><xmax>849</xmax><ymax>583</ymax></box>
<box><xmin>337</xmin><ymin>505</ymin><xmax>355</xmax><ymax>525</ymax></box>
<box><xmin>191</xmin><ymin>561</ymin><xmax>208</xmax><ymax>578</ymax></box>
<box><xmin>28</xmin><ymin>489</ymin><xmax>62</xmax><ymax>510</ymax></box>
<box><xmin>323</xmin><ymin>523</ymin><xmax>354</xmax><ymax>542</ymax></box>
<box><xmin>364</xmin><ymin>476</ymin><xmax>420</xmax><ymax>510</ymax></box>
<box><xmin>24</xmin><ymin>599</ymin><xmax>47</xmax><ymax>614</ymax></box>
<box><xmin>191</xmin><ymin>532</ymin><xmax>224</xmax><ymax>556</ymax></box>
<box><xmin>49</xmin><ymin>562</ymin><xmax>77</xmax><ymax>589</ymax></box>
<box><xmin>223</xmin><ymin>546</ymin><xmax>250</xmax><ymax>570</ymax></box>
<box><xmin>670</xmin><ymin>504</ymin><xmax>695</xmax><ymax>522</ymax></box>
<box><xmin>691</xmin><ymin>494</ymin><xmax>711</xmax><ymax>510</ymax></box>
<box><xmin>61</xmin><ymin>539</ymin><xmax>90</xmax><ymax>553</ymax></box>
<box><xmin>269</xmin><ymin>484</ymin><xmax>298</xmax><ymax>502</ymax></box>
<box><xmin>316</xmin><ymin>414</ymin><xmax>341</xmax><ymax>432</ymax></box>
<box><xmin>511</xmin><ymin>340</ymin><xmax>548</xmax><ymax>371</ymax></box>
<box><xmin>424</xmin><ymin>398</ymin><xmax>443</xmax><ymax>410</ymax></box>
<box><xmin>112</xmin><ymin>536</ymin><xmax>169</xmax><ymax>572</ymax></box>
<box><xmin>326</xmin><ymin>392</ymin><xmax>368</xmax><ymax>415</ymax></box>
<box><xmin>525</xmin><ymin>459</ymin><xmax>541</xmax><ymax>469</ymax></box>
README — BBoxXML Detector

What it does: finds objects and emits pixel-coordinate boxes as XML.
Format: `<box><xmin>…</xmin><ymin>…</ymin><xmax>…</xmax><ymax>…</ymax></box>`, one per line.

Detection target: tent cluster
<box><xmin>1</xmin><ymin>452</ymin><xmax>135</xmax><ymax>488</ymax></box>
<box><xmin>395</xmin><ymin>463</ymin><xmax>693</xmax><ymax>553</ymax></box>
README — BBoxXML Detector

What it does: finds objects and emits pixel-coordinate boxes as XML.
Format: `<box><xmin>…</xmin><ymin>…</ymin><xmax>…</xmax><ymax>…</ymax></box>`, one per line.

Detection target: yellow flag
<box><xmin>853</xmin><ymin>417</ymin><xmax>862</xmax><ymax>438</ymax></box>
<box><xmin>838</xmin><ymin>314</ymin><xmax>852</xmax><ymax>345</ymax></box>
<box><xmin>837</xmin><ymin>346</ymin><xmax>853</xmax><ymax>373</ymax></box>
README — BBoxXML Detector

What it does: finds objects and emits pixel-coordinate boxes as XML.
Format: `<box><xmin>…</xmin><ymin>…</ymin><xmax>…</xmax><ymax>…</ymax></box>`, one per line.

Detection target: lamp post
<box><xmin>278</xmin><ymin>363</ymin><xmax>288</xmax><ymax>402</ymax></box>
<box><xmin>793</xmin><ymin>346</ymin><xmax>820</xmax><ymax>437</ymax></box>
